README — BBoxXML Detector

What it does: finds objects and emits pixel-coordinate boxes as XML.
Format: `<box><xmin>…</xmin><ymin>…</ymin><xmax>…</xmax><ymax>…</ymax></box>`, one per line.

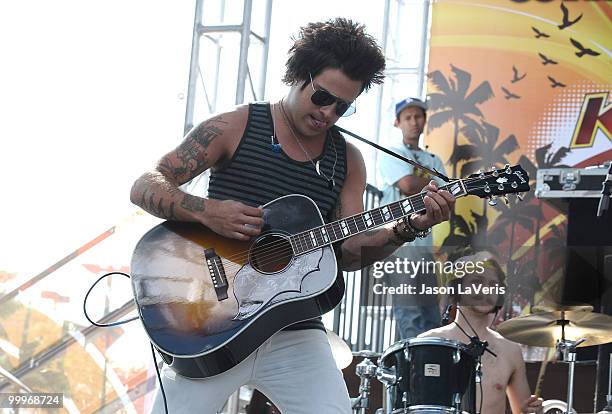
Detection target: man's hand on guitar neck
<box><xmin>200</xmin><ymin>199</ymin><xmax>264</xmax><ymax>241</ymax></box>
<box><xmin>410</xmin><ymin>180</ymin><xmax>455</xmax><ymax>231</ymax></box>
<box><xmin>338</xmin><ymin>180</ymin><xmax>454</xmax><ymax>271</ymax></box>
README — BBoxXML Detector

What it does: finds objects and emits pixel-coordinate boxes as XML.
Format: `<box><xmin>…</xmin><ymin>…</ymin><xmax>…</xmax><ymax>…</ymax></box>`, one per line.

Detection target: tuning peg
<box><xmin>505</xmin><ymin>164</ymin><xmax>512</xmax><ymax>174</ymax></box>
<box><xmin>478</xmin><ymin>169</ymin><xmax>485</xmax><ymax>179</ymax></box>
<box><xmin>488</xmin><ymin>197</ymin><xmax>497</xmax><ymax>206</ymax></box>
<box><xmin>484</xmin><ymin>183</ymin><xmax>491</xmax><ymax>194</ymax></box>
<box><xmin>491</xmin><ymin>166</ymin><xmax>499</xmax><ymax>177</ymax></box>
<box><xmin>511</xmin><ymin>181</ymin><xmax>518</xmax><ymax>189</ymax></box>
<box><xmin>517</xmin><ymin>193</ymin><xmax>524</xmax><ymax>201</ymax></box>
<box><xmin>503</xmin><ymin>195</ymin><xmax>509</xmax><ymax>205</ymax></box>
<box><xmin>497</xmin><ymin>183</ymin><xmax>504</xmax><ymax>191</ymax></box>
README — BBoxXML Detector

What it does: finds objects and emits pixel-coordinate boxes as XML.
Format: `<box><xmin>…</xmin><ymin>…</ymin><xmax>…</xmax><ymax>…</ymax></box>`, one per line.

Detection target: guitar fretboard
<box><xmin>289</xmin><ymin>180</ymin><xmax>466</xmax><ymax>255</ymax></box>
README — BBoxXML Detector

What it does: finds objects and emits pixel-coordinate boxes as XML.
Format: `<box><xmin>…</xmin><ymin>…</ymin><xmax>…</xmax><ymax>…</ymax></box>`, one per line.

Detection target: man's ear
<box><xmin>393</xmin><ymin>118</ymin><xmax>399</xmax><ymax>128</ymax></box>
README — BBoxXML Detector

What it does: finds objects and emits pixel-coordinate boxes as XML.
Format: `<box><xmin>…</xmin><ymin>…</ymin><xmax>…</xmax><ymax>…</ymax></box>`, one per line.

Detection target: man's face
<box><xmin>394</xmin><ymin>106</ymin><xmax>426</xmax><ymax>143</ymax></box>
<box><xmin>458</xmin><ymin>267</ymin><xmax>502</xmax><ymax>314</ymax></box>
<box><xmin>288</xmin><ymin>67</ymin><xmax>362</xmax><ymax>138</ymax></box>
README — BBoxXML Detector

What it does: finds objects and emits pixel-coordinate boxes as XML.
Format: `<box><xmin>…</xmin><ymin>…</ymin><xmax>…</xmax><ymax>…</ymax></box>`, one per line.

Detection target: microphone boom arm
<box><xmin>334</xmin><ymin>125</ymin><xmax>451</xmax><ymax>183</ymax></box>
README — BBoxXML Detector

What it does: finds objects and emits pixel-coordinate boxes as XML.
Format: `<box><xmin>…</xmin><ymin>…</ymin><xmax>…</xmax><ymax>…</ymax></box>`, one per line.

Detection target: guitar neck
<box><xmin>290</xmin><ymin>180</ymin><xmax>468</xmax><ymax>256</ymax></box>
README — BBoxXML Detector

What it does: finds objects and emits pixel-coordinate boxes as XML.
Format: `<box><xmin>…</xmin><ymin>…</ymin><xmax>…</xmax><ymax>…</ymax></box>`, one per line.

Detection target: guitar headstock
<box><xmin>464</xmin><ymin>164</ymin><xmax>530</xmax><ymax>204</ymax></box>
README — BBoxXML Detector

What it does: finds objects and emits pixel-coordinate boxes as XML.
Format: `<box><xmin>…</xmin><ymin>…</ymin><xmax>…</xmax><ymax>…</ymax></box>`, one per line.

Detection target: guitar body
<box><xmin>129</xmin><ymin>164</ymin><xmax>531</xmax><ymax>379</ymax></box>
<box><xmin>130</xmin><ymin>194</ymin><xmax>344</xmax><ymax>378</ymax></box>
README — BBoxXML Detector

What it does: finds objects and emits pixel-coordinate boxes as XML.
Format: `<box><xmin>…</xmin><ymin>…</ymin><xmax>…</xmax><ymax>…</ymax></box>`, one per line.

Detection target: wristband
<box><xmin>406</xmin><ymin>214</ymin><xmax>432</xmax><ymax>239</ymax></box>
<box><xmin>391</xmin><ymin>217</ymin><xmax>416</xmax><ymax>245</ymax></box>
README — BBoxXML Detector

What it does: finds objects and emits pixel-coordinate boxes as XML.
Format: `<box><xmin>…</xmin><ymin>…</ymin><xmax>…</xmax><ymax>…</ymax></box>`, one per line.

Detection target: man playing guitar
<box><xmin>130</xmin><ymin>18</ymin><xmax>454</xmax><ymax>414</ymax></box>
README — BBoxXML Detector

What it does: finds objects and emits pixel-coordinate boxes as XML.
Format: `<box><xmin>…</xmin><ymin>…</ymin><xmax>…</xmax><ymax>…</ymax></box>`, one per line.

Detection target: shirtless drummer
<box><xmin>418</xmin><ymin>251</ymin><xmax>543</xmax><ymax>414</ymax></box>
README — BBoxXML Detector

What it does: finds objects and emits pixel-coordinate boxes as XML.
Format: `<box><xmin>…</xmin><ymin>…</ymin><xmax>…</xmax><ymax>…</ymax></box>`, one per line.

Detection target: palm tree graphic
<box><xmin>427</xmin><ymin>65</ymin><xmax>494</xmax><ymax>179</ymax></box>
<box><xmin>453</xmin><ymin>121</ymin><xmax>519</xmax><ymax>217</ymax></box>
<box><xmin>442</xmin><ymin>209</ymin><xmax>489</xmax><ymax>250</ymax></box>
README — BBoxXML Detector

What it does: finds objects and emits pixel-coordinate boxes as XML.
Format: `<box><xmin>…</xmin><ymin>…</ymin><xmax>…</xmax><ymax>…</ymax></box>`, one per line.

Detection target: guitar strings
<box><xmin>214</xmin><ymin>179</ymin><xmax>520</xmax><ymax>269</ymax></box>
<box><xmin>214</xmin><ymin>173</ymin><xmax>512</xmax><ymax>260</ymax></box>
<box><xmin>213</xmin><ymin>181</ymin><xmax>518</xmax><ymax>273</ymax></box>
<box><xmin>215</xmin><ymin>178</ymin><xmax>470</xmax><ymax>264</ymax></box>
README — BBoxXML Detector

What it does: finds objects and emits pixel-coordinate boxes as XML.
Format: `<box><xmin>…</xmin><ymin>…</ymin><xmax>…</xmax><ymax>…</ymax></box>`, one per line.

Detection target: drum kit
<box><xmin>334</xmin><ymin>304</ymin><xmax>612</xmax><ymax>414</ymax></box>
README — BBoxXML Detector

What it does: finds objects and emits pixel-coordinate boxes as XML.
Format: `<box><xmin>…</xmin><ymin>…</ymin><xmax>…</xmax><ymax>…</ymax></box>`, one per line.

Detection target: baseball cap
<box><xmin>395</xmin><ymin>97</ymin><xmax>428</xmax><ymax>117</ymax></box>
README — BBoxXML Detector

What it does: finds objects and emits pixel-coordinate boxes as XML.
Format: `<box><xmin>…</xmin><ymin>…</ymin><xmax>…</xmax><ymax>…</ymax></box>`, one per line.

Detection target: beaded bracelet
<box><xmin>406</xmin><ymin>214</ymin><xmax>432</xmax><ymax>239</ymax></box>
<box><xmin>391</xmin><ymin>218</ymin><xmax>416</xmax><ymax>245</ymax></box>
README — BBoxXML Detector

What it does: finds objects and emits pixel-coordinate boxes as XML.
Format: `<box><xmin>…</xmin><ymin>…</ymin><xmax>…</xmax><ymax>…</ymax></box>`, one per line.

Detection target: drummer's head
<box><xmin>450</xmin><ymin>250</ymin><xmax>506</xmax><ymax>315</ymax></box>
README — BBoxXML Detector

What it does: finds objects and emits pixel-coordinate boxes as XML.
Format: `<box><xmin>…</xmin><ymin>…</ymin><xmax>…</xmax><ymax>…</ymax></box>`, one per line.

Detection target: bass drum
<box><xmin>542</xmin><ymin>400</ymin><xmax>576</xmax><ymax>414</ymax></box>
<box><xmin>378</xmin><ymin>337</ymin><xmax>476</xmax><ymax>414</ymax></box>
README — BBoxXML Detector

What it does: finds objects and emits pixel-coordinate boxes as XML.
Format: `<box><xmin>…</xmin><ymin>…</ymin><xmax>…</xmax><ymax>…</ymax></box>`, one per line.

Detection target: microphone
<box><xmin>441</xmin><ymin>304</ymin><xmax>453</xmax><ymax>325</ymax></box>
<box><xmin>467</xmin><ymin>336</ymin><xmax>495</xmax><ymax>358</ymax></box>
<box><xmin>597</xmin><ymin>162</ymin><xmax>612</xmax><ymax>218</ymax></box>
<box><xmin>270</xmin><ymin>134</ymin><xmax>282</xmax><ymax>153</ymax></box>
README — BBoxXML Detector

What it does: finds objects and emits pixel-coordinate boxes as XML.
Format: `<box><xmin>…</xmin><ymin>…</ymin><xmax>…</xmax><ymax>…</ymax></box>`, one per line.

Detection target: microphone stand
<box><xmin>441</xmin><ymin>304</ymin><xmax>453</xmax><ymax>326</ymax></box>
<box><xmin>453</xmin><ymin>306</ymin><xmax>497</xmax><ymax>414</ymax></box>
<box><xmin>454</xmin><ymin>306</ymin><xmax>498</xmax><ymax>359</ymax></box>
<box><xmin>597</xmin><ymin>161</ymin><xmax>612</xmax><ymax>218</ymax></box>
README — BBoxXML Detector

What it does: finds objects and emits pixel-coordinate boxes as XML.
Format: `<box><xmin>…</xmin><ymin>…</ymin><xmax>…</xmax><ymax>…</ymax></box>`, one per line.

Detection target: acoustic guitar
<box><xmin>130</xmin><ymin>165</ymin><xmax>530</xmax><ymax>378</ymax></box>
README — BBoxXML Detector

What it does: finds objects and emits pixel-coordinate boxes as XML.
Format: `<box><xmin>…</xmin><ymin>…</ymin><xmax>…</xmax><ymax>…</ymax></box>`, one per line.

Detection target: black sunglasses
<box><xmin>309</xmin><ymin>73</ymin><xmax>356</xmax><ymax>117</ymax></box>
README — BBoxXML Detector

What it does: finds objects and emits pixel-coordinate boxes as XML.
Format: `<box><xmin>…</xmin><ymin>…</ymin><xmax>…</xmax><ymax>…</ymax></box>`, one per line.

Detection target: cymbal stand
<box><xmin>351</xmin><ymin>357</ymin><xmax>378</xmax><ymax>414</ymax></box>
<box><xmin>474</xmin><ymin>359</ymin><xmax>483</xmax><ymax>414</ymax></box>
<box><xmin>597</xmin><ymin>353</ymin><xmax>612</xmax><ymax>414</ymax></box>
<box><xmin>557</xmin><ymin>337</ymin><xmax>586</xmax><ymax>414</ymax></box>
<box><xmin>607</xmin><ymin>354</ymin><xmax>612</xmax><ymax>410</ymax></box>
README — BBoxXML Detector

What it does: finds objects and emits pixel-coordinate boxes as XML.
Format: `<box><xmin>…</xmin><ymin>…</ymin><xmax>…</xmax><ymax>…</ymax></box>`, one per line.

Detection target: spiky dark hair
<box><xmin>283</xmin><ymin>18</ymin><xmax>385</xmax><ymax>92</ymax></box>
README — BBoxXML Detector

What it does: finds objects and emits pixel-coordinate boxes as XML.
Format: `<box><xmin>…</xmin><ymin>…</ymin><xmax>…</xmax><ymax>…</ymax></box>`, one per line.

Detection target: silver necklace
<box><xmin>278</xmin><ymin>100</ymin><xmax>338</xmax><ymax>189</ymax></box>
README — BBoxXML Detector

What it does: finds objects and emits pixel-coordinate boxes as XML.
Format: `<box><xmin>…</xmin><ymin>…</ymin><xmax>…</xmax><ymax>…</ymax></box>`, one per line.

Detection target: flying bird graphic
<box><xmin>511</xmin><ymin>66</ymin><xmax>527</xmax><ymax>83</ymax></box>
<box><xmin>547</xmin><ymin>76</ymin><xmax>566</xmax><ymax>88</ymax></box>
<box><xmin>570</xmin><ymin>38</ymin><xmax>601</xmax><ymax>58</ymax></box>
<box><xmin>501</xmin><ymin>86</ymin><xmax>521</xmax><ymax>100</ymax></box>
<box><xmin>538</xmin><ymin>53</ymin><xmax>558</xmax><ymax>65</ymax></box>
<box><xmin>558</xmin><ymin>2</ymin><xmax>583</xmax><ymax>30</ymax></box>
<box><xmin>532</xmin><ymin>27</ymin><xmax>550</xmax><ymax>39</ymax></box>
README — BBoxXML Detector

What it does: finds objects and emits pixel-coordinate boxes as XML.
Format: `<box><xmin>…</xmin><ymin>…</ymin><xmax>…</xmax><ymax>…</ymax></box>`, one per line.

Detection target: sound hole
<box><xmin>250</xmin><ymin>234</ymin><xmax>294</xmax><ymax>273</ymax></box>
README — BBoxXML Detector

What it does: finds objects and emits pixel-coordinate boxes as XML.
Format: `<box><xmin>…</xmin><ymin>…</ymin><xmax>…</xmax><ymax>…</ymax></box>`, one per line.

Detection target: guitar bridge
<box><xmin>204</xmin><ymin>248</ymin><xmax>228</xmax><ymax>301</ymax></box>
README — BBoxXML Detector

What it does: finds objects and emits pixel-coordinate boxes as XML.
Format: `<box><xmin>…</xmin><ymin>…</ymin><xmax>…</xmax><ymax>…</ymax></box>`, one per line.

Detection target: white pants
<box><xmin>150</xmin><ymin>329</ymin><xmax>352</xmax><ymax>414</ymax></box>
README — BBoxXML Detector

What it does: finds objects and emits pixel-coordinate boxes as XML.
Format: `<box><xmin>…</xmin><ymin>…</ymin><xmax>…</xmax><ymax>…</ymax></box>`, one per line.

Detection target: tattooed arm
<box><xmin>335</xmin><ymin>143</ymin><xmax>455</xmax><ymax>271</ymax></box>
<box><xmin>130</xmin><ymin>107</ymin><xmax>264</xmax><ymax>240</ymax></box>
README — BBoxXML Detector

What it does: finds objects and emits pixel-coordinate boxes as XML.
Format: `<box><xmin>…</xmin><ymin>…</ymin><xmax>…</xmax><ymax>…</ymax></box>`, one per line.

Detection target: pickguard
<box><xmin>232</xmin><ymin>248</ymin><xmax>326</xmax><ymax>320</ymax></box>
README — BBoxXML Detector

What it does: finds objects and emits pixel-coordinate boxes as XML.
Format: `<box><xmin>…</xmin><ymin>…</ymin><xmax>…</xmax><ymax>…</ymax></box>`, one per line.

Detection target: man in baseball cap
<box><xmin>377</xmin><ymin>96</ymin><xmax>447</xmax><ymax>340</ymax></box>
<box><xmin>394</xmin><ymin>97</ymin><xmax>428</xmax><ymax>117</ymax></box>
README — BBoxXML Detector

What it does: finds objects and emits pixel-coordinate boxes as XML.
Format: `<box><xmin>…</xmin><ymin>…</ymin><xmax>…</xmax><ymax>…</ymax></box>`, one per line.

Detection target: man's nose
<box><xmin>319</xmin><ymin>105</ymin><xmax>337</xmax><ymax>119</ymax></box>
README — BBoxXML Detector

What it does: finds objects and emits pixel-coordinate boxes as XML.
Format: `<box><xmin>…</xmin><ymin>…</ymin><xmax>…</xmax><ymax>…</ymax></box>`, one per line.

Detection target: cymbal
<box><xmin>326</xmin><ymin>330</ymin><xmax>353</xmax><ymax>369</ymax></box>
<box><xmin>497</xmin><ymin>310</ymin><xmax>612</xmax><ymax>348</ymax></box>
<box><xmin>531</xmin><ymin>303</ymin><xmax>594</xmax><ymax>313</ymax></box>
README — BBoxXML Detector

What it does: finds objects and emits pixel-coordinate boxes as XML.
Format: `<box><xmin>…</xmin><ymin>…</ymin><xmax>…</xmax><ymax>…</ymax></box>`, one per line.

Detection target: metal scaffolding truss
<box><xmin>372</xmin><ymin>0</ymin><xmax>432</xmax><ymax>173</ymax></box>
<box><xmin>183</xmin><ymin>0</ymin><xmax>273</xmax><ymax>135</ymax></box>
<box><xmin>183</xmin><ymin>0</ymin><xmax>431</xmax><ymax>150</ymax></box>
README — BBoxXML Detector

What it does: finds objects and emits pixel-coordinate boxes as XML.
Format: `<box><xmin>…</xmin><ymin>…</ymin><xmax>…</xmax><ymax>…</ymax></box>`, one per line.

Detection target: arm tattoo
<box><xmin>160</xmin><ymin>116</ymin><xmax>228</xmax><ymax>180</ymax></box>
<box><xmin>181</xmin><ymin>194</ymin><xmax>206</xmax><ymax>213</ymax></box>
<box><xmin>157</xmin><ymin>157</ymin><xmax>178</xmax><ymax>178</ymax></box>
<box><xmin>140</xmin><ymin>188</ymin><xmax>178</xmax><ymax>220</ymax></box>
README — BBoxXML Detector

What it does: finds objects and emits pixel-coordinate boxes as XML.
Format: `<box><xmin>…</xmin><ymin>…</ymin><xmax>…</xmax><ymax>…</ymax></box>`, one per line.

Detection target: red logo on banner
<box><xmin>570</xmin><ymin>92</ymin><xmax>612</xmax><ymax>148</ymax></box>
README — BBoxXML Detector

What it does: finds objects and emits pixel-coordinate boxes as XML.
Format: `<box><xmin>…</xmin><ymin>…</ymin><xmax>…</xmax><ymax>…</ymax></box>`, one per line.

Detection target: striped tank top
<box><xmin>208</xmin><ymin>102</ymin><xmax>347</xmax><ymax>331</ymax></box>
